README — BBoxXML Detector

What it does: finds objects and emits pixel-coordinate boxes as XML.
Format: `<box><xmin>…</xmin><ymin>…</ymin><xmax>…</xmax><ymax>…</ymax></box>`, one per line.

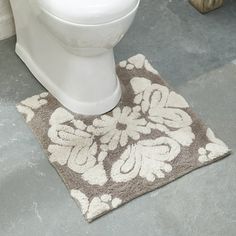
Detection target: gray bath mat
<box><xmin>16</xmin><ymin>54</ymin><xmax>231</xmax><ymax>222</ymax></box>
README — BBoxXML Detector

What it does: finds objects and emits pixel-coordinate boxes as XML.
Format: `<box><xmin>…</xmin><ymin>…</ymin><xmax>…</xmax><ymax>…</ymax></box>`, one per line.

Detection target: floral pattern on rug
<box><xmin>16</xmin><ymin>92</ymin><xmax>48</xmax><ymax>122</ymax></box>
<box><xmin>17</xmin><ymin>54</ymin><xmax>231</xmax><ymax>222</ymax></box>
<box><xmin>198</xmin><ymin>128</ymin><xmax>229</xmax><ymax>163</ymax></box>
<box><xmin>48</xmin><ymin>107</ymin><xmax>108</xmax><ymax>186</ymax></box>
<box><xmin>71</xmin><ymin>190</ymin><xmax>122</xmax><ymax>222</ymax></box>
<box><xmin>46</xmin><ymin>71</ymin><xmax>194</xmax><ymax>186</ymax></box>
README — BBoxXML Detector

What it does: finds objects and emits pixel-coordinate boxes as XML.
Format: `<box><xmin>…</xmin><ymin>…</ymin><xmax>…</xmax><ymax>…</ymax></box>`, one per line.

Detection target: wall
<box><xmin>0</xmin><ymin>0</ymin><xmax>15</xmax><ymax>40</ymax></box>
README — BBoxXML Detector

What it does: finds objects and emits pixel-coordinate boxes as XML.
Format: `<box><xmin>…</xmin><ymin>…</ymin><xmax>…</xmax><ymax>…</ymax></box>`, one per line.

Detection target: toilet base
<box><xmin>16</xmin><ymin>43</ymin><xmax>122</xmax><ymax>115</ymax></box>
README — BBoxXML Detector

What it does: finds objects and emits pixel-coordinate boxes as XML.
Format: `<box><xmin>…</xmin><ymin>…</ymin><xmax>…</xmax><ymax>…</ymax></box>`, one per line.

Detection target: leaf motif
<box><xmin>128</xmin><ymin>54</ymin><xmax>146</xmax><ymax>69</ymax></box>
<box><xmin>167</xmin><ymin>127</ymin><xmax>195</xmax><ymax>147</ymax></box>
<box><xmin>111</xmin><ymin>137</ymin><xmax>180</xmax><ymax>183</ymax></box>
<box><xmin>144</xmin><ymin>59</ymin><xmax>159</xmax><ymax>75</ymax></box>
<box><xmin>198</xmin><ymin>128</ymin><xmax>230</xmax><ymax>163</ymax></box>
<box><xmin>111</xmin><ymin>145</ymin><xmax>142</xmax><ymax>183</ymax></box>
<box><xmin>71</xmin><ymin>190</ymin><xmax>123</xmax><ymax>221</ymax></box>
<box><xmin>48</xmin><ymin>144</ymin><xmax>72</xmax><ymax>165</ymax></box>
<box><xmin>82</xmin><ymin>163</ymin><xmax>108</xmax><ymax>186</ymax></box>
<box><xmin>67</xmin><ymin>141</ymin><xmax>97</xmax><ymax>174</ymax></box>
<box><xmin>16</xmin><ymin>105</ymin><xmax>34</xmax><ymax>123</ymax></box>
<box><xmin>166</xmin><ymin>91</ymin><xmax>189</xmax><ymax>108</ymax></box>
<box><xmin>149</xmin><ymin>108</ymin><xmax>192</xmax><ymax>129</ymax></box>
<box><xmin>130</xmin><ymin>77</ymin><xmax>152</xmax><ymax>94</ymax></box>
<box><xmin>49</xmin><ymin>107</ymin><xmax>74</xmax><ymax>126</ymax></box>
<box><xmin>71</xmin><ymin>189</ymin><xmax>89</xmax><ymax>215</ymax></box>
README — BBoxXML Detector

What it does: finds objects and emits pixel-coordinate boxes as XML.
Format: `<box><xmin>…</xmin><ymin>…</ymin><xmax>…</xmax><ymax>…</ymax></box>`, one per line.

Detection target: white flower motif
<box><xmin>120</xmin><ymin>54</ymin><xmax>160</xmax><ymax>75</ymax></box>
<box><xmin>67</xmin><ymin>139</ymin><xmax>97</xmax><ymax>174</ymax></box>
<box><xmin>144</xmin><ymin>59</ymin><xmax>159</xmax><ymax>75</ymax></box>
<box><xmin>119</xmin><ymin>60</ymin><xmax>127</xmax><ymax>68</ymax></box>
<box><xmin>128</xmin><ymin>54</ymin><xmax>146</xmax><ymax>69</ymax></box>
<box><xmin>16</xmin><ymin>92</ymin><xmax>49</xmax><ymax>122</ymax></box>
<box><xmin>198</xmin><ymin>128</ymin><xmax>230</xmax><ymax>163</ymax></box>
<box><xmin>48</xmin><ymin>108</ymin><xmax>108</xmax><ymax>186</ymax></box>
<box><xmin>111</xmin><ymin>137</ymin><xmax>181</xmax><ymax>182</ymax></box>
<box><xmin>88</xmin><ymin>106</ymin><xmax>151</xmax><ymax>151</ymax></box>
<box><xmin>71</xmin><ymin>189</ymin><xmax>122</xmax><ymax>222</ymax></box>
<box><xmin>130</xmin><ymin>77</ymin><xmax>194</xmax><ymax>146</ymax></box>
<box><xmin>131</xmin><ymin>77</ymin><xmax>169</xmax><ymax>113</ymax></box>
<box><xmin>131</xmin><ymin>77</ymin><xmax>189</xmax><ymax>112</ymax></box>
<box><xmin>149</xmin><ymin>107</ymin><xmax>192</xmax><ymax>129</ymax></box>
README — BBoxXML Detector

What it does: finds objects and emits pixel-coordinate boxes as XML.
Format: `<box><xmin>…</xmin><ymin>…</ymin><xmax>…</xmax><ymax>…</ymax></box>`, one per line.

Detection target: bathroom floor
<box><xmin>0</xmin><ymin>0</ymin><xmax>236</xmax><ymax>235</ymax></box>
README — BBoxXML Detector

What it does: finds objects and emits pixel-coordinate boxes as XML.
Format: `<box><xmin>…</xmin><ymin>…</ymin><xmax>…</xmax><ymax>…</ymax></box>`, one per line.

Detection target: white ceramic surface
<box><xmin>0</xmin><ymin>0</ymin><xmax>15</xmax><ymax>40</ymax></box>
<box><xmin>37</xmin><ymin>0</ymin><xmax>139</xmax><ymax>25</ymax></box>
<box><xmin>9</xmin><ymin>0</ymin><xmax>140</xmax><ymax>115</ymax></box>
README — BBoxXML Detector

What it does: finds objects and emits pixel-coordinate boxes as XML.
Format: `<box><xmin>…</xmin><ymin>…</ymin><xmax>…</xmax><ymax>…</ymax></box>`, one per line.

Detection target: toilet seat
<box><xmin>37</xmin><ymin>0</ymin><xmax>140</xmax><ymax>25</ymax></box>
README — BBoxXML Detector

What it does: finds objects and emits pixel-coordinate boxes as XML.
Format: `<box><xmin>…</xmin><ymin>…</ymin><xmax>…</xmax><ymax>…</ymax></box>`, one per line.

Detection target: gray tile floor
<box><xmin>0</xmin><ymin>0</ymin><xmax>236</xmax><ymax>235</ymax></box>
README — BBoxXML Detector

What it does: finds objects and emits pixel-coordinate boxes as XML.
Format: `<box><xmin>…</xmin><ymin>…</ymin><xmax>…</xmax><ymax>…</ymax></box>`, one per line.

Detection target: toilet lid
<box><xmin>37</xmin><ymin>0</ymin><xmax>140</xmax><ymax>25</ymax></box>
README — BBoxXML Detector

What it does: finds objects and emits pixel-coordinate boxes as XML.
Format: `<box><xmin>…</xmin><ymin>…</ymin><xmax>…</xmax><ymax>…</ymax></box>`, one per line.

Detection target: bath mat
<box><xmin>16</xmin><ymin>54</ymin><xmax>231</xmax><ymax>222</ymax></box>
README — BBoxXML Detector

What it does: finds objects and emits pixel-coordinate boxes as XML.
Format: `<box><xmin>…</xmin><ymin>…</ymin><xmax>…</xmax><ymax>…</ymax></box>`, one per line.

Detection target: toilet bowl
<box><xmin>9</xmin><ymin>0</ymin><xmax>140</xmax><ymax>115</ymax></box>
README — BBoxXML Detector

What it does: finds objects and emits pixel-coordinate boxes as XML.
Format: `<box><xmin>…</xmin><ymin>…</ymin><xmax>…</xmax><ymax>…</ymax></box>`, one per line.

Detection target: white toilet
<box><xmin>9</xmin><ymin>0</ymin><xmax>140</xmax><ymax>115</ymax></box>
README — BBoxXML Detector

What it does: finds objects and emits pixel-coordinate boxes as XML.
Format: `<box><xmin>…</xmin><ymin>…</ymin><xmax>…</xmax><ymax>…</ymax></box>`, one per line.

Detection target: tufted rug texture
<box><xmin>16</xmin><ymin>54</ymin><xmax>231</xmax><ymax>222</ymax></box>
